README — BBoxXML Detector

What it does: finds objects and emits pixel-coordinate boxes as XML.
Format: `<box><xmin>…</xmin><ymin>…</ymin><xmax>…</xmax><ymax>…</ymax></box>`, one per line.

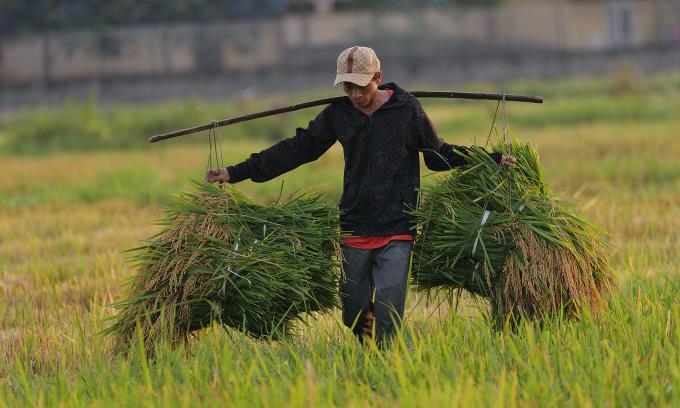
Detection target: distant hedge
<box><xmin>0</xmin><ymin>94</ymin><xmax>317</xmax><ymax>155</ymax></box>
<box><xmin>0</xmin><ymin>0</ymin><xmax>503</xmax><ymax>35</ymax></box>
<box><xmin>0</xmin><ymin>0</ymin><xmax>285</xmax><ymax>35</ymax></box>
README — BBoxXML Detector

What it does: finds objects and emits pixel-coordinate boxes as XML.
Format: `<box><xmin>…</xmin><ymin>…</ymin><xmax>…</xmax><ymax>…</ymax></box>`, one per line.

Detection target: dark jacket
<box><xmin>227</xmin><ymin>82</ymin><xmax>500</xmax><ymax>235</ymax></box>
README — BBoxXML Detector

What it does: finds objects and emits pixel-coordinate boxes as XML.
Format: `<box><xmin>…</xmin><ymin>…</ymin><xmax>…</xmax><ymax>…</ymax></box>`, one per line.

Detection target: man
<box><xmin>206</xmin><ymin>45</ymin><xmax>515</xmax><ymax>345</ymax></box>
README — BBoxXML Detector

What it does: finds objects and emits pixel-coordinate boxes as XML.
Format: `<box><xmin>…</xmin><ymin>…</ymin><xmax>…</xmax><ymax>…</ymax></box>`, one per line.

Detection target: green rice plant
<box><xmin>105</xmin><ymin>181</ymin><xmax>342</xmax><ymax>352</ymax></box>
<box><xmin>411</xmin><ymin>141</ymin><xmax>615</xmax><ymax>326</ymax></box>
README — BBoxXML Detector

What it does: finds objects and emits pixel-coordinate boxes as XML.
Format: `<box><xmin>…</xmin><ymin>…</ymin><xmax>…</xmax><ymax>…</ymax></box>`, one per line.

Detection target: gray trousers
<box><xmin>340</xmin><ymin>240</ymin><xmax>413</xmax><ymax>343</ymax></box>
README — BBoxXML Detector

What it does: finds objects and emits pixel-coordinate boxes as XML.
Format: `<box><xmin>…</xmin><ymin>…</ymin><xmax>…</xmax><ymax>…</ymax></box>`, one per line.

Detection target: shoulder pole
<box><xmin>148</xmin><ymin>91</ymin><xmax>543</xmax><ymax>144</ymax></box>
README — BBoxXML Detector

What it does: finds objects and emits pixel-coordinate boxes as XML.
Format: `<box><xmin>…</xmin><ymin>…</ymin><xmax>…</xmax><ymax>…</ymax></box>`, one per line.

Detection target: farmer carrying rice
<box><xmin>206</xmin><ymin>45</ymin><xmax>516</xmax><ymax>345</ymax></box>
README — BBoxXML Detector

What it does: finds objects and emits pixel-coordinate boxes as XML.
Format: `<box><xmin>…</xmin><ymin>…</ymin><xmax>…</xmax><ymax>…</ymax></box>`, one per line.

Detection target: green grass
<box><xmin>3</xmin><ymin>68</ymin><xmax>680</xmax><ymax>156</ymax></box>
<box><xmin>1</xmin><ymin>71</ymin><xmax>679</xmax><ymax>406</ymax></box>
<box><xmin>0</xmin><ymin>92</ymin><xmax>323</xmax><ymax>156</ymax></box>
<box><xmin>1</xmin><ymin>278</ymin><xmax>677</xmax><ymax>406</ymax></box>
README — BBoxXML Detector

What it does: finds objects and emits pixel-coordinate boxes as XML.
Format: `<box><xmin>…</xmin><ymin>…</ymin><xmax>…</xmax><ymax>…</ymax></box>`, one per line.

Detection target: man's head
<box><xmin>335</xmin><ymin>46</ymin><xmax>383</xmax><ymax>109</ymax></box>
<box><xmin>333</xmin><ymin>46</ymin><xmax>381</xmax><ymax>87</ymax></box>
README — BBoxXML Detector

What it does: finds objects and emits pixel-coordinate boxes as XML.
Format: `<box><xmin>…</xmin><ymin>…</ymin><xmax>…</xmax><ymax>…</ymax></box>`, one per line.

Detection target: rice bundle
<box><xmin>411</xmin><ymin>141</ymin><xmax>614</xmax><ymax>326</ymax></box>
<box><xmin>106</xmin><ymin>182</ymin><xmax>341</xmax><ymax>351</ymax></box>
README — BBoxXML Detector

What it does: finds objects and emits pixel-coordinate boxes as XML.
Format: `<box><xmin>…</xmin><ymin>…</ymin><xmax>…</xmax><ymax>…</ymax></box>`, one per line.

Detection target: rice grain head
<box><xmin>412</xmin><ymin>140</ymin><xmax>615</xmax><ymax>326</ymax></box>
<box><xmin>105</xmin><ymin>182</ymin><xmax>342</xmax><ymax>353</ymax></box>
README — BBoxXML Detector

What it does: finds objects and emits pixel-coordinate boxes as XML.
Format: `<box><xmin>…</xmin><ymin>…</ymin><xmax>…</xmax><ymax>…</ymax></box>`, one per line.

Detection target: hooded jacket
<box><xmin>227</xmin><ymin>82</ymin><xmax>500</xmax><ymax>235</ymax></box>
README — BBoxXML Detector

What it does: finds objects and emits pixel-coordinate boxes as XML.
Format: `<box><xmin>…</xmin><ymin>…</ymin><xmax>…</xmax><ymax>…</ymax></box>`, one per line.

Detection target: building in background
<box><xmin>1</xmin><ymin>0</ymin><xmax>679</xmax><ymax>105</ymax></box>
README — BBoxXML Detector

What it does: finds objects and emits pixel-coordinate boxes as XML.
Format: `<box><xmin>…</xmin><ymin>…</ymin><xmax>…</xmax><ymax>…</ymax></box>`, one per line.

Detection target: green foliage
<box><xmin>412</xmin><ymin>141</ymin><xmax>614</xmax><ymax>325</ymax></box>
<box><xmin>2</xmin><ymin>275</ymin><xmax>679</xmax><ymax>406</ymax></box>
<box><xmin>0</xmin><ymin>95</ymin><xmax>197</xmax><ymax>154</ymax></box>
<box><xmin>5</xmin><ymin>70</ymin><xmax>680</xmax><ymax>156</ymax></box>
<box><xmin>0</xmin><ymin>94</ymin><xmax>317</xmax><ymax>156</ymax></box>
<box><xmin>454</xmin><ymin>0</ymin><xmax>501</xmax><ymax>7</ymax></box>
<box><xmin>336</xmin><ymin>0</ymin><xmax>502</xmax><ymax>11</ymax></box>
<box><xmin>0</xmin><ymin>0</ymin><xmax>287</xmax><ymax>34</ymax></box>
<box><xmin>0</xmin><ymin>0</ymin><xmax>508</xmax><ymax>36</ymax></box>
<box><xmin>105</xmin><ymin>182</ymin><xmax>342</xmax><ymax>351</ymax></box>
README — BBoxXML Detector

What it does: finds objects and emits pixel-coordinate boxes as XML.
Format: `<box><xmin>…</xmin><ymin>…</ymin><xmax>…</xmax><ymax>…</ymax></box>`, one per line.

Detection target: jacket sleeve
<box><xmin>227</xmin><ymin>106</ymin><xmax>337</xmax><ymax>183</ymax></box>
<box><xmin>414</xmin><ymin>101</ymin><xmax>501</xmax><ymax>170</ymax></box>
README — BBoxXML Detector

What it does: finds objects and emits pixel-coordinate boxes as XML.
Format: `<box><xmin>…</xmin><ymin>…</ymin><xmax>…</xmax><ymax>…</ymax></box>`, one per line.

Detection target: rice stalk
<box><xmin>105</xmin><ymin>181</ymin><xmax>342</xmax><ymax>352</ymax></box>
<box><xmin>412</xmin><ymin>141</ymin><xmax>615</xmax><ymax>325</ymax></box>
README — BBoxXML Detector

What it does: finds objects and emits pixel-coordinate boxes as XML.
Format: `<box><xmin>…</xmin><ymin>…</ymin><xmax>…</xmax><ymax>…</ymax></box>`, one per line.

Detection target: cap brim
<box><xmin>333</xmin><ymin>72</ymin><xmax>374</xmax><ymax>87</ymax></box>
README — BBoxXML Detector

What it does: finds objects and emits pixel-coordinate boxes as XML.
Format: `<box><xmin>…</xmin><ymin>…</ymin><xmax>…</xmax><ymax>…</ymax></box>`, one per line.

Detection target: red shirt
<box><xmin>343</xmin><ymin>234</ymin><xmax>414</xmax><ymax>249</ymax></box>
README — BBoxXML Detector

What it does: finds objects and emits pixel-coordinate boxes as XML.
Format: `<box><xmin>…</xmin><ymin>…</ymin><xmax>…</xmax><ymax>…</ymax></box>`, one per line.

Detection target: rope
<box><xmin>485</xmin><ymin>99</ymin><xmax>502</xmax><ymax>148</ymax></box>
<box><xmin>215</xmin><ymin>119</ymin><xmax>225</xmax><ymax>170</ymax></box>
<box><xmin>501</xmin><ymin>92</ymin><xmax>510</xmax><ymax>148</ymax></box>
<box><xmin>204</xmin><ymin>121</ymin><xmax>252</xmax><ymax>288</ymax></box>
<box><xmin>227</xmin><ymin>266</ymin><xmax>251</xmax><ymax>285</ymax></box>
<box><xmin>205</xmin><ymin>119</ymin><xmax>227</xmax><ymax>186</ymax></box>
<box><xmin>471</xmin><ymin>208</ymin><xmax>491</xmax><ymax>260</ymax></box>
<box><xmin>205</xmin><ymin>120</ymin><xmax>216</xmax><ymax>183</ymax></box>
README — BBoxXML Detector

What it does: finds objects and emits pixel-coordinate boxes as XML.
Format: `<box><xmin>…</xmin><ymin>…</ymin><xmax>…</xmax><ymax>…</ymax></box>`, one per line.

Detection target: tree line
<box><xmin>0</xmin><ymin>0</ymin><xmax>501</xmax><ymax>35</ymax></box>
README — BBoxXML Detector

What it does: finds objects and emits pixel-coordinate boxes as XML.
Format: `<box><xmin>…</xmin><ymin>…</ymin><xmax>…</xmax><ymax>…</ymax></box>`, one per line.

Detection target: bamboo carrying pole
<box><xmin>148</xmin><ymin>91</ymin><xmax>543</xmax><ymax>143</ymax></box>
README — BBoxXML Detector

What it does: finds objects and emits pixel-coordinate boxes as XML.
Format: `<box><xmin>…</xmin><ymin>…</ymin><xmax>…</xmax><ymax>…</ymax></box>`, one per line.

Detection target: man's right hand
<box><xmin>205</xmin><ymin>168</ymin><xmax>230</xmax><ymax>183</ymax></box>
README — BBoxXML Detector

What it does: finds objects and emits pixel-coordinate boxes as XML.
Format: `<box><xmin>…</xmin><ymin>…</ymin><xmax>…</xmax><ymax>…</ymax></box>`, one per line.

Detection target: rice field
<box><xmin>1</xmin><ymin>72</ymin><xmax>679</xmax><ymax>407</ymax></box>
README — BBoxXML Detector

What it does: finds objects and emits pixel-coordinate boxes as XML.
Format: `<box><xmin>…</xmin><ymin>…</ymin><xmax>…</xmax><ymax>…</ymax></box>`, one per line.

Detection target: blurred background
<box><xmin>2</xmin><ymin>0</ymin><xmax>680</xmax><ymax>111</ymax></box>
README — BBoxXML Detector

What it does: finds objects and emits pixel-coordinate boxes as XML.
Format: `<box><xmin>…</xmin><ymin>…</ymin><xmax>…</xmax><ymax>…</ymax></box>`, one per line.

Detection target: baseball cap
<box><xmin>333</xmin><ymin>46</ymin><xmax>381</xmax><ymax>87</ymax></box>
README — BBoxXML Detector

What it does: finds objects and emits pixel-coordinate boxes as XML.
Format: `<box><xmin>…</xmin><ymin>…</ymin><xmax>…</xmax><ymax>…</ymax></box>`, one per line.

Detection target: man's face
<box><xmin>342</xmin><ymin>75</ymin><xmax>380</xmax><ymax>109</ymax></box>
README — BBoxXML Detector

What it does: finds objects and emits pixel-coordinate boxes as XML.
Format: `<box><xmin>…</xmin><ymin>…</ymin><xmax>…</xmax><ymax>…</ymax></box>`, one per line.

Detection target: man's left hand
<box><xmin>500</xmin><ymin>155</ymin><xmax>517</xmax><ymax>168</ymax></box>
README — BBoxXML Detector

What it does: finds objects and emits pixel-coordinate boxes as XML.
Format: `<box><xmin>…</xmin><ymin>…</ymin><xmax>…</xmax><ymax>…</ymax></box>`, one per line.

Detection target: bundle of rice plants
<box><xmin>105</xmin><ymin>182</ymin><xmax>342</xmax><ymax>351</ymax></box>
<box><xmin>411</xmin><ymin>141</ymin><xmax>614</xmax><ymax>326</ymax></box>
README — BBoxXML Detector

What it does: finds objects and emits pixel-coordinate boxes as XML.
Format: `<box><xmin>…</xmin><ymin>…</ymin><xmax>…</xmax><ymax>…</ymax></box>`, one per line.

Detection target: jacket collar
<box><xmin>340</xmin><ymin>82</ymin><xmax>407</xmax><ymax>116</ymax></box>
<box><xmin>378</xmin><ymin>82</ymin><xmax>408</xmax><ymax>109</ymax></box>
<box><xmin>380</xmin><ymin>82</ymin><xmax>407</xmax><ymax>100</ymax></box>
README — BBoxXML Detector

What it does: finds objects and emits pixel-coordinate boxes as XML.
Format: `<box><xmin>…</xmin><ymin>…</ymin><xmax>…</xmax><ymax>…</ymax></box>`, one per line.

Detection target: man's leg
<box><xmin>340</xmin><ymin>245</ymin><xmax>373</xmax><ymax>338</ymax></box>
<box><xmin>372</xmin><ymin>240</ymin><xmax>413</xmax><ymax>344</ymax></box>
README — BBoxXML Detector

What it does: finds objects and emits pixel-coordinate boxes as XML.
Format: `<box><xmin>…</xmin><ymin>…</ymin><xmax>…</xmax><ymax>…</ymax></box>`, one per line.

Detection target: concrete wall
<box><xmin>0</xmin><ymin>20</ymin><xmax>285</xmax><ymax>84</ymax></box>
<box><xmin>3</xmin><ymin>44</ymin><xmax>680</xmax><ymax>111</ymax></box>
<box><xmin>3</xmin><ymin>2</ymin><xmax>680</xmax><ymax>86</ymax></box>
<box><xmin>1</xmin><ymin>1</ymin><xmax>680</xmax><ymax>109</ymax></box>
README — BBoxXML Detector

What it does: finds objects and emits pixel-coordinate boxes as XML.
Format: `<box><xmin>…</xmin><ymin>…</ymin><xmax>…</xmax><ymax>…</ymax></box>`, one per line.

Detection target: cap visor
<box><xmin>333</xmin><ymin>72</ymin><xmax>374</xmax><ymax>87</ymax></box>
